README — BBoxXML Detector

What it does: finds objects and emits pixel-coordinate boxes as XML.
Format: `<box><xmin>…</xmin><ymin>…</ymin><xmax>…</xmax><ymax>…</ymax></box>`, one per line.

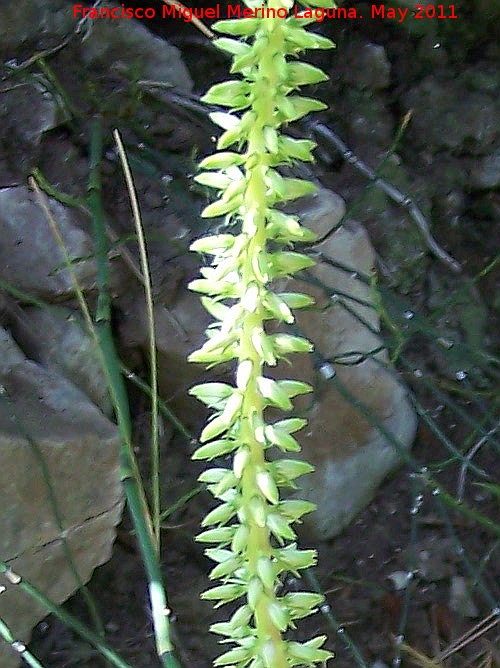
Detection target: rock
<box><xmin>342</xmin><ymin>40</ymin><xmax>391</xmax><ymax>91</ymax></box>
<box><xmin>20</xmin><ymin>305</ymin><xmax>113</xmax><ymax>416</ymax></box>
<box><xmin>273</xmin><ymin>189</ymin><xmax>417</xmax><ymax>540</ymax></box>
<box><xmin>404</xmin><ymin>75</ymin><xmax>498</xmax><ymax>154</ymax></box>
<box><xmin>0</xmin><ymin>186</ymin><xmax>124</xmax><ymax>301</ymax></box>
<box><xmin>81</xmin><ymin>9</ymin><xmax>193</xmax><ymax>91</ymax></box>
<box><xmin>470</xmin><ymin>148</ymin><xmax>500</xmax><ymax>190</ymax></box>
<box><xmin>0</xmin><ymin>326</ymin><xmax>123</xmax><ymax>668</ymax></box>
<box><xmin>341</xmin><ymin>88</ymin><xmax>394</xmax><ymax>156</ymax></box>
<box><xmin>119</xmin><ymin>286</ymin><xmax>211</xmax><ymax>429</ymax></box>
<box><xmin>0</xmin><ymin>85</ymin><xmax>59</xmax><ymax>147</ymax></box>
<box><xmin>0</xmin><ymin>0</ymin><xmax>70</xmax><ymax>52</ymax></box>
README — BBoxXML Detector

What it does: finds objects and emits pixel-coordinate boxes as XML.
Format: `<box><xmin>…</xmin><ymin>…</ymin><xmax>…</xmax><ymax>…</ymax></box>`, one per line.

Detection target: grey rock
<box><xmin>470</xmin><ymin>148</ymin><xmax>500</xmax><ymax>190</ymax></box>
<box><xmin>21</xmin><ymin>306</ymin><xmax>113</xmax><ymax>416</ymax></box>
<box><xmin>343</xmin><ymin>41</ymin><xmax>391</xmax><ymax>91</ymax></box>
<box><xmin>404</xmin><ymin>75</ymin><xmax>498</xmax><ymax>154</ymax></box>
<box><xmin>0</xmin><ymin>85</ymin><xmax>59</xmax><ymax>148</ymax></box>
<box><xmin>0</xmin><ymin>0</ymin><xmax>70</xmax><ymax>51</ymax></box>
<box><xmin>0</xmin><ymin>327</ymin><xmax>123</xmax><ymax>668</ymax></box>
<box><xmin>272</xmin><ymin>189</ymin><xmax>417</xmax><ymax>540</ymax></box>
<box><xmin>0</xmin><ymin>186</ymin><xmax>124</xmax><ymax>301</ymax></box>
<box><xmin>119</xmin><ymin>288</ymin><xmax>211</xmax><ymax>429</ymax></box>
<box><xmin>82</xmin><ymin>10</ymin><xmax>193</xmax><ymax>91</ymax></box>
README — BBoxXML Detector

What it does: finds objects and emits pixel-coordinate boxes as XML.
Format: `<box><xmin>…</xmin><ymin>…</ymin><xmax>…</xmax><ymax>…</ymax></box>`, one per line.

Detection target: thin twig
<box><xmin>308</xmin><ymin>121</ymin><xmax>461</xmax><ymax>274</ymax></box>
<box><xmin>113</xmin><ymin>128</ymin><xmax>161</xmax><ymax>552</ymax></box>
<box><xmin>435</xmin><ymin>610</ymin><xmax>499</xmax><ymax>662</ymax></box>
<box><xmin>457</xmin><ymin>419</ymin><xmax>500</xmax><ymax>501</ymax></box>
<box><xmin>160</xmin><ymin>0</ymin><xmax>214</xmax><ymax>38</ymax></box>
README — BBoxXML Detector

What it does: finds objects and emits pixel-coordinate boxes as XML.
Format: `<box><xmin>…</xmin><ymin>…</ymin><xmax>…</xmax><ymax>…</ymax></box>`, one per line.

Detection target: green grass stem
<box><xmin>0</xmin><ymin>564</ymin><xmax>133</xmax><ymax>668</ymax></box>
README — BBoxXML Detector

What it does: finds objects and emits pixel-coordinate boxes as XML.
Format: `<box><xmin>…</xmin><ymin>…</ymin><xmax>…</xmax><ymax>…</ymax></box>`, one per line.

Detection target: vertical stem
<box><xmin>236</xmin><ymin>10</ymin><xmax>289</xmax><ymax>665</ymax></box>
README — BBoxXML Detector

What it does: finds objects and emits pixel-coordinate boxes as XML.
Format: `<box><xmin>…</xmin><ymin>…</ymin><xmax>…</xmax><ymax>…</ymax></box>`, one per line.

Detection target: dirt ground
<box><xmin>27</xmin><ymin>3</ymin><xmax>500</xmax><ymax>667</ymax></box>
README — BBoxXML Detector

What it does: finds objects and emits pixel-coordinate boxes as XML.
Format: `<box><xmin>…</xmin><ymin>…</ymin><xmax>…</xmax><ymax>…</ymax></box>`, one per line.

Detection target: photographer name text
<box><xmin>73</xmin><ymin>4</ymin><xmax>459</xmax><ymax>23</ymax></box>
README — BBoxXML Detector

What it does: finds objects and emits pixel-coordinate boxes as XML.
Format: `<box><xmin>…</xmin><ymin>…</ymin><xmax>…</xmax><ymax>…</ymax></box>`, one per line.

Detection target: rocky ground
<box><xmin>0</xmin><ymin>1</ymin><xmax>499</xmax><ymax>667</ymax></box>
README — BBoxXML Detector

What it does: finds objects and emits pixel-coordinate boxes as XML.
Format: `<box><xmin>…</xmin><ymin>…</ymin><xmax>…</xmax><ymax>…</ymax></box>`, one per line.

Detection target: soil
<box><xmin>27</xmin><ymin>3</ymin><xmax>500</xmax><ymax>668</ymax></box>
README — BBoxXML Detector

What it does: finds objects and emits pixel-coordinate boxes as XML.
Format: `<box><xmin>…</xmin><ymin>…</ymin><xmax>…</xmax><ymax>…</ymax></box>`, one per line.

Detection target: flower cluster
<box><xmin>189</xmin><ymin>2</ymin><xmax>334</xmax><ymax>666</ymax></box>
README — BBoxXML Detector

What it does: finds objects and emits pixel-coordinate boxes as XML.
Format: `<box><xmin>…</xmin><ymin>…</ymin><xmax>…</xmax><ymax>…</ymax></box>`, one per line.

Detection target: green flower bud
<box><xmin>202</xmin><ymin>583</ymin><xmax>247</xmax><ymax>607</ymax></box>
<box><xmin>256</xmin><ymin>557</ymin><xmax>276</xmax><ymax>590</ymax></box>
<box><xmin>202</xmin><ymin>502</ymin><xmax>237</xmax><ymax>527</ymax></box>
<box><xmin>255</xmin><ymin>469</ymin><xmax>280</xmax><ymax>504</ymax></box>
<box><xmin>193</xmin><ymin>438</ymin><xmax>236</xmax><ymax>461</ymax></box>
<box><xmin>197</xmin><ymin>526</ymin><xmax>235</xmax><ymax>544</ymax></box>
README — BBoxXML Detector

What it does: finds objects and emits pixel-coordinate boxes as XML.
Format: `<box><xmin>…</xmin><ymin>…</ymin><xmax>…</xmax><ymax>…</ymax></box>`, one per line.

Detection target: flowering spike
<box><xmin>189</xmin><ymin>3</ymin><xmax>335</xmax><ymax>666</ymax></box>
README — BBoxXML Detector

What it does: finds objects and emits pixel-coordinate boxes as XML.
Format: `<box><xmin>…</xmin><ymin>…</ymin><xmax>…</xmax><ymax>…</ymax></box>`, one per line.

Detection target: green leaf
<box><xmin>230</xmin><ymin>605</ymin><xmax>253</xmax><ymax>629</ymax></box>
<box><xmin>199</xmin><ymin>152</ymin><xmax>243</xmax><ymax>169</ymax></box>
<box><xmin>203</xmin><ymin>80</ymin><xmax>250</xmax><ymax>108</ymax></box>
<box><xmin>201</xmin><ymin>195</ymin><xmax>242</xmax><ymax>218</ymax></box>
<box><xmin>233</xmin><ymin>447</ymin><xmax>250</xmax><ymax>479</ymax></box>
<box><xmin>200</xmin><ymin>297</ymin><xmax>231</xmax><ymax>321</ymax></box>
<box><xmin>190</xmin><ymin>382</ymin><xmax>234</xmax><ymax>408</ymax></box>
<box><xmin>190</xmin><ymin>233</ymin><xmax>235</xmax><ymax>253</ymax></box>
<box><xmin>283</xmin><ymin>592</ymin><xmax>326</xmax><ymax>620</ymax></box>
<box><xmin>274</xmin><ymin>544</ymin><xmax>318</xmax><ymax>571</ymax></box>
<box><xmin>201</xmin><ymin>583</ymin><xmax>245</xmax><ymax>604</ymax></box>
<box><xmin>279</xmin><ymin>499</ymin><xmax>316</xmax><ymax>521</ymax></box>
<box><xmin>274</xmin><ymin>177</ymin><xmax>317</xmax><ymax>203</ymax></box>
<box><xmin>192</xmin><ymin>438</ymin><xmax>237</xmax><ymax>461</ymax></box>
<box><xmin>196</xmin><ymin>526</ymin><xmax>235</xmax><ymax>544</ymax></box>
<box><xmin>205</xmin><ymin>547</ymin><xmax>235</xmax><ymax>563</ymax></box>
<box><xmin>278</xmin><ymin>292</ymin><xmax>316</xmax><ymax>309</ymax></box>
<box><xmin>213</xmin><ymin>18</ymin><xmax>262</xmax><ymax>36</ymax></box>
<box><xmin>265</xmin><ymin>425</ymin><xmax>301</xmax><ymax>452</ymax></box>
<box><xmin>209</xmin><ymin>555</ymin><xmax>242</xmax><ymax>580</ymax></box>
<box><xmin>202</xmin><ymin>502</ymin><xmax>237</xmax><ymax>527</ymax></box>
<box><xmin>247</xmin><ymin>576</ymin><xmax>264</xmax><ymax>610</ymax></box>
<box><xmin>286</xmin><ymin>61</ymin><xmax>329</xmax><ymax>87</ymax></box>
<box><xmin>214</xmin><ymin>645</ymin><xmax>251</xmax><ymax>665</ymax></box>
<box><xmin>194</xmin><ymin>171</ymin><xmax>232</xmax><ymax>190</ymax></box>
<box><xmin>272</xmin><ymin>458</ymin><xmax>315</xmax><ymax>483</ymax></box>
<box><xmin>213</xmin><ymin>471</ymin><xmax>239</xmax><ymax>498</ymax></box>
<box><xmin>236</xmin><ymin>359</ymin><xmax>253</xmax><ymax>390</ymax></box>
<box><xmin>267</xmin><ymin>512</ymin><xmax>296</xmax><ymax>542</ymax></box>
<box><xmin>278</xmin><ymin>95</ymin><xmax>327</xmax><ymax>122</ymax></box>
<box><xmin>270</xmin><ymin>251</ymin><xmax>316</xmax><ymax>276</ymax></box>
<box><xmin>256</xmin><ymin>469</ymin><xmax>280</xmax><ymax>504</ymax></box>
<box><xmin>270</xmin><ymin>333</ymin><xmax>313</xmax><ymax>355</ymax></box>
<box><xmin>262</xmin><ymin>292</ymin><xmax>294</xmax><ymax>323</ymax></box>
<box><xmin>278</xmin><ymin>136</ymin><xmax>317</xmax><ymax>162</ymax></box>
<box><xmin>256</xmin><ymin>557</ymin><xmax>277</xmax><ymax>590</ymax></box>
<box><xmin>263</xmin><ymin>126</ymin><xmax>279</xmax><ymax>153</ymax></box>
<box><xmin>257</xmin><ymin>376</ymin><xmax>293</xmax><ymax>411</ymax></box>
<box><xmin>213</xmin><ymin>37</ymin><xmax>252</xmax><ymax>56</ymax></box>
<box><xmin>272</xmin><ymin>418</ymin><xmax>308</xmax><ymax>434</ymax></box>
<box><xmin>266</xmin><ymin>210</ymin><xmax>317</xmax><ymax>243</ymax></box>
<box><xmin>221</xmin><ymin>391</ymin><xmax>243</xmax><ymax>425</ymax></box>
<box><xmin>247</xmin><ymin>495</ymin><xmax>267</xmax><ymax>527</ymax></box>
<box><xmin>209</xmin><ymin>111</ymin><xmax>240</xmax><ymax>130</ymax></box>
<box><xmin>277</xmin><ymin>379</ymin><xmax>313</xmax><ymax>398</ymax></box>
<box><xmin>266</xmin><ymin>601</ymin><xmax>289</xmax><ymax>631</ymax></box>
<box><xmin>231</xmin><ymin>524</ymin><xmax>250</xmax><ymax>554</ymax></box>
<box><xmin>198</xmin><ymin>467</ymin><xmax>231</xmax><ymax>484</ymax></box>
<box><xmin>285</xmin><ymin>25</ymin><xmax>335</xmax><ymax>49</ymax></box>
<box><xmin>200</xmin><ymin>415</ymin><xmax>230</xmax><ymax>442</ymax></box>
